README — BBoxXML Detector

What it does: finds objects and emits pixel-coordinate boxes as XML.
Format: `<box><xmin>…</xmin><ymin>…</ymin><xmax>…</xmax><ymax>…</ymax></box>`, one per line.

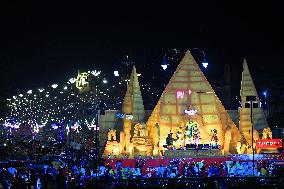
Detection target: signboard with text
<box><xmin>256</xmin><ymin>139</ymin><xmax>282</xmax><ymax>149</ymax></box>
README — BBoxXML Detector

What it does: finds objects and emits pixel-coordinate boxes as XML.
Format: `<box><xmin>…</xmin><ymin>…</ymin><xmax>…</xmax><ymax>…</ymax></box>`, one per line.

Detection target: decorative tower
<box><xmin>239</xmin><ymin>59</ymin><xmax>277</xmax><ymax>153</ymax></box>
<box><xmin>120</xmin><ymin>66</ymin><xmax>145</xmax><ymax>155</ymax></box>
<box><xmin>146</xmin><ymin>50</ymin><xmax>241</xmax><ymax>156</ymax></box>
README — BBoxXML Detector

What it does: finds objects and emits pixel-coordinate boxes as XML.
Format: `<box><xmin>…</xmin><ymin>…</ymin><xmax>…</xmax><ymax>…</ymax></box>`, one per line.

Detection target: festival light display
<box><xmin>3</xmin><ymin>67</ymin><xmax>160</xmax><ymax>138</ymax></box>
<box><xmin>76</xmin><ymin>72</ymin><xmax>89</xmax><ymax>89</ymax></box>
<box><xmin>4</xmin><ymin>70</ymin><xmax>124</xmax><ymax>133</ymax></box>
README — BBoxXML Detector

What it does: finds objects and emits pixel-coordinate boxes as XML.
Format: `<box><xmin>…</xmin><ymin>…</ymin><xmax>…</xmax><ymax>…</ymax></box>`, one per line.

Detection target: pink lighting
<box><xmin>176</xmin><ymin>90</ymin><xmax>185</xmax><ymax>99</ymax></box>
<box><xmin>188</xmin><ymin>90</ymin><xmax>192</xmax><ymax>95</ymax></box>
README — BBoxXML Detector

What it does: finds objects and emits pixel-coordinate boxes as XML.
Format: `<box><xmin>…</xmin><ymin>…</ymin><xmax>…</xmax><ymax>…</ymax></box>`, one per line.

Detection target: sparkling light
<box><xmin>161</xmin><ymin>64</ymin><xmax>168</xmax><ymax>70</ymax></box>
<box><xmin>51</xmin><ymin>84</ymin><xmax>58</xmax><ymax>89</ymax></box>
<box><xmin>69</xmin><ymin>78</ymin><xmax>77</xmax><ymax>84</ymax></box>
<box><xmin>91</xmin><ymin>70</ymin><xmax>101</xmax><ymax>76</ymax></box>
<box><xmin>114</xmin><ymin>71</ymin><xmax>119</xmax><ymax>77</ymax></box>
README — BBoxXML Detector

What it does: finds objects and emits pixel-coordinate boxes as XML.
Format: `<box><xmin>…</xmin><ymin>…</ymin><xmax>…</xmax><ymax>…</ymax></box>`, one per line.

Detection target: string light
<box><xmin>3</xmin><ymin>68</ymin><xmax>160</xmax><ymax>135</ymax></box>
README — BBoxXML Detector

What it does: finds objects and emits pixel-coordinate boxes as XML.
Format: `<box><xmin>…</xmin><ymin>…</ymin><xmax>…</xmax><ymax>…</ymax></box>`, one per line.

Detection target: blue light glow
<box><xmin>262</xmin><ymin>91</ymin><xmax>268</xmax><ymax>98</ymax></box>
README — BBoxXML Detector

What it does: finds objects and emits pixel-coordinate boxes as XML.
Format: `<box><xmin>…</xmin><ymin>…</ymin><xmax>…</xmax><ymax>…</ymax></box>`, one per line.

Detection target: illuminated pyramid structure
<box><xmin>239</xmin><ymin>60</ymin><xmax>277</xmax><ymax>153</ymax></box>
<box><xmin>119</xmin><ymin>66</ymin><xmax>147</xmax><ymax>155</ymax></box>
<box><xmin>147</xmin><ymin>50</ymin><xmax>241</xmax><ymax>156</ymax></box>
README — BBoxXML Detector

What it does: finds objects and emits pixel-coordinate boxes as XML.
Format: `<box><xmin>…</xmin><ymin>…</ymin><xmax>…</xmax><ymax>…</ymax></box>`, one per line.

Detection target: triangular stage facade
<box><xmin>147</xmin><ymin>51</ymin><xmax>240</xmax><ymax>155</ymax></box>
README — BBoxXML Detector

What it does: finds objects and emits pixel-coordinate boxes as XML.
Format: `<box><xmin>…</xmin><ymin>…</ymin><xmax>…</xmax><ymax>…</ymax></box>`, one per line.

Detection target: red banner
<box><xmin>256</xmin><ymin>139</ymin><xmax>282</xmax><ymax>149</ymax></box>
<box><xmin>104</xmin><ymin>157</ymin><xmax>229</xmax><ymax>175</ymax></box>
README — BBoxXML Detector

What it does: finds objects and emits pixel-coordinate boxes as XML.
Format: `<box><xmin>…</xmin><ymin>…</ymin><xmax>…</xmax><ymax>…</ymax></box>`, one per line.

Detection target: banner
<box><xmin>256</xmin><ymin>139</ymin><xmax>282</xmax><ymax>149</ymax></box>
<box><xmin>104</xmin><ymin>157</ymin><xmax>229</xmax><ymax>175</ymax></box>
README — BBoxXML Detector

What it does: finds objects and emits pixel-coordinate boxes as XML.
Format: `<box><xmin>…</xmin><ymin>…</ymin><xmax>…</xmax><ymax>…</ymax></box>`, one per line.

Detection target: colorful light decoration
<box><xmin>76</xmin><ymin>72</ymin><xmax>89</xmax><ymax>89</ymax></box>
<box><xmin>85</xmin><ymin>118</ymin><xmax>97</xmax><ymax>130</ymax></box>
<box><xmin>51</xmin><ymin>124</ymin><xmax>59</xmax><ymax>130</ymax></box>
<box><xmin>3</xmin><ymin>68</ymin><xmax>160</xmax><ymax>136</ymax></box>
<box><xmin>116</xmin><ymin>112</ymin><xmax>133</xmax><ymax>120</ymax></box>
<box><xmin>5</xmin><ymin>82</ymin><xmax>103</xmax><ymax>134</ymax></box>
<box><xmin>4</xmin><ymin>119</ymin><xmax>20</xmax><ymax>129</ymax></box>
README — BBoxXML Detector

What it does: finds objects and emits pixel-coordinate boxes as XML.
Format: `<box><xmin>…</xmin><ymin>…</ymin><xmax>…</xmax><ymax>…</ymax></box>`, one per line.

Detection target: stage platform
<box><xmin>164</xmin><ymin>149</ymin><xmax>224</xmax><ymax>158</ymax></box>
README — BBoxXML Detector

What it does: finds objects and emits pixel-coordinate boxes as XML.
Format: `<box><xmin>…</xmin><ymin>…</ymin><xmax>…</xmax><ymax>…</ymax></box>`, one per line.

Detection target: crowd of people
<box><xmin>0</xmin><ymin>136</ymin><xmax>283</xmax><ymax>188</ymax></box>
<box><xmin>1</xmin><ymin>156</ymin><xmax>284</xmax><ymax>188</ymax></box>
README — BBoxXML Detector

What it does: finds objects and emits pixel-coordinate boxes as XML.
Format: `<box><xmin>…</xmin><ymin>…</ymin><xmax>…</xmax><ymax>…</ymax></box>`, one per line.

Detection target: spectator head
<box><xmin>115</xmin><ymin>160</ymin><xmax>123</xmax><ymax>170</ymax></box>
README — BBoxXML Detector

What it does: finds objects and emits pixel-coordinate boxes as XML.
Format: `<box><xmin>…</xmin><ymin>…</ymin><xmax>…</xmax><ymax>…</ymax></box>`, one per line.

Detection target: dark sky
<box><xmin>1</xmin><ymin>1</ymin><xmax>284</xmax><ymax>112</ymax></box>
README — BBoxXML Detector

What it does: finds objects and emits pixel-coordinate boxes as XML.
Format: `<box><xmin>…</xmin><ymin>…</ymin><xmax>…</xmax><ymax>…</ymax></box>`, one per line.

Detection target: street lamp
<box><xmin>191</xmin><ymin>48</ymin><xmax>209</xmax><ymax>69</ymax></box>
<box><xmin>51</xmin><ymin>84</ymin><xmax>58</xmax><ymax>89</ymax></box>
<box><xmin>69</xmin><ymin>78</ymin><xmax>77</xmax><ymax>84</ymax></box>
<box><xmin>245</xmin><ymin>95</ymin><xmax>258</xmax><ymax>176</ymax></box>
<box><xmin>161</xmin><ymin>55</ymin><xmax>169</xmax><ymax>70</ymax></box>
<box><xmin>202</xmin><ymin>58</ymin><xmax>208</xmax><ymax>68</ymax></box>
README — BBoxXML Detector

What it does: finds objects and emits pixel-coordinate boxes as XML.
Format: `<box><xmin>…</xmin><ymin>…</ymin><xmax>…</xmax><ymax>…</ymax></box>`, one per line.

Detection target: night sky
<box><xmin>1</xmin><ymin>2</ymin><xmax>284</xmax><ymax>114</ymax></box>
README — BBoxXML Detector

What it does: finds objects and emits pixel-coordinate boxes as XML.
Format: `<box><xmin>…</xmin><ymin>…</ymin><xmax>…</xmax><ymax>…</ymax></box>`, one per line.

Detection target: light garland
<box><xmin>3</xmin><ymin>68</ymin><xmax>161</xmax><ymax>135</ymax></box>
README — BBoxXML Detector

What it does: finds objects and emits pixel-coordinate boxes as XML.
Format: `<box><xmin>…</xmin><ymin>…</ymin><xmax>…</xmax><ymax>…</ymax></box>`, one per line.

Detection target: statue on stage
<box><xmin>107</xmin><ymin>129</ymin><xmax>117</xmax><ymax>141</ymax></box>
<box><xmin>103</xmin><ymin>129</ymin><xmax>120</xmax><ymax>157</ymax></box>
<box><xmin>184</xmin><ymin>121</ymin><xmax>200</xmax><ymax>145</ymax></box>
<box><xmin>166</xmin><ymin>130</ymin><xmax>174</xmax><ymax>147</ymax></box>
<box><xmin>185</xmin><ymin>122</ymin><xmax>193</xmax><ymax>138</ymax></box>
<box><xmin>262</xmin><ymin>127</ymin><xmax>272</xmax><ymax>139</ymax></box>
<box><xmin>192</xmin><ymin>122</ymin><xmax>201</xmax><ymax>145</ymax></box>
<box><xmin>210</xmin><ymin>129</ymin><xmax>219</xmax><ymax>148</ymax></box>
<box><xmin>133</xmin><ymin>123</ymin><xmax>148</xmax><ymax>137</ymax></box>
<box><xmin>174</xmin><ymin>127</ymin><xmax>184</xmax><ymax>148</ymax></box>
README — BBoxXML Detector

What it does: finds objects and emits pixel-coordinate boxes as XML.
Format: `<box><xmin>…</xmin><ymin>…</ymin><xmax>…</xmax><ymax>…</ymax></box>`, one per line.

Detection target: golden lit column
<box><xmin>121</xmin><ymin>66</ymin><xmax>145</xmax><ymax>155</ymax></box>
<box><xmin>122</xmin><ymin>92</ymin><xmax>132</xmax><ymax>153</ymax></box>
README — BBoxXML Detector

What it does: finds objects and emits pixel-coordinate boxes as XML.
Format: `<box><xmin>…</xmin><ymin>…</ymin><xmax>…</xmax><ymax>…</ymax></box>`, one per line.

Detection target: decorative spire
<box><xmin>121</xmin><ymin>65</ymin><xmax>145</xmax><ymax>155</ymax></box>
<box><xmin>122</xmin><ymin>65</ymin><xmax>145</xmax><ymax>122</ymax></box>
<box><xmin>239</xmin><ymin>59</ymin><xmax>272</xmax><ymax>153</ymax></box>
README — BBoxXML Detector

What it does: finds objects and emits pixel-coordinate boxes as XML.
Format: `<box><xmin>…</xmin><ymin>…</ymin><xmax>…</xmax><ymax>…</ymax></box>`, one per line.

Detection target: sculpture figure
<box><xmin>107</xmin><ymin>129</ymin><xmax>117</xmax><ymax>141</ymax></box>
